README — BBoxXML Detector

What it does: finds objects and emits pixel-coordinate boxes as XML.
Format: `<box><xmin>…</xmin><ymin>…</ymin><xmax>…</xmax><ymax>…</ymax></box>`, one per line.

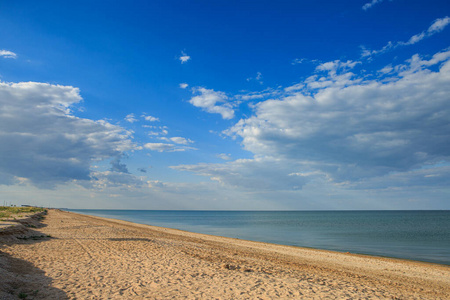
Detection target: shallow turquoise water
<box><xmin>67</xmin><ymin>210</ymin><xmax>450</xmax><ymax>265</ymax></box>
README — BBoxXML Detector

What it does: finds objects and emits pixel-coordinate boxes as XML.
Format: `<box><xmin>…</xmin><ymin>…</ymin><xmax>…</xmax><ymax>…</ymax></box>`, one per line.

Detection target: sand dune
<box><xmin>0</xmin><ymin>209</ymin><xmax>448</xmax><ymax>299</ymax></box>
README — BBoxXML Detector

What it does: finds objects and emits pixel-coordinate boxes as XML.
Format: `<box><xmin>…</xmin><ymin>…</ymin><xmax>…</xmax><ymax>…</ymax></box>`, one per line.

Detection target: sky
<box><xmin>1</xmin><ymin>0</ymin><xmax>450</xmax><ymax>210</ymax></box>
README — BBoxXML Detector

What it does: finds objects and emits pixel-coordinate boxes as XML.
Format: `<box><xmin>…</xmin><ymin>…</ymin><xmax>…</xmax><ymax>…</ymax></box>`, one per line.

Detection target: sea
<box><xmin>66</xmin><ymin>210</ymin><xmax>450</xmax><ymax>265</ymax></box>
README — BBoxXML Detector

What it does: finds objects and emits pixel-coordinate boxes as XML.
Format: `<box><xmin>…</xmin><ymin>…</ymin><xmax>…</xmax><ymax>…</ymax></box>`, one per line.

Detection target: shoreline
<box><xmin>66</xmin><ymin>209</ymin><xmax>448</xmax><ymax>267</ymax></box>
<box><xmin>66</xmin><ymin>208</ymin><xmax>450</xmax><ymax>266</ymax></box>
<box><xmin>1</xmin><ymin>209</ymin><xmax>449</xmax><ymax>299</ymax></box>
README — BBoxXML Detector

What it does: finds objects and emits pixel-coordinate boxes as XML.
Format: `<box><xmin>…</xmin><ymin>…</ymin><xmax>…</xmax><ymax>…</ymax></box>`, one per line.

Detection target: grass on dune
<box><xmin>0</xmin><ymin>206</ymin><xmax>45</xmax><ymax>219</ymax></box>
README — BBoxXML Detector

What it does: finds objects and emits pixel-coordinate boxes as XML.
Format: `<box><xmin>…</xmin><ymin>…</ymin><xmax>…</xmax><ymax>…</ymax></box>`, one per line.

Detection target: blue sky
<box><xmin>1</xmin><ymin>0</ymin><xmax>450</xmax><ymax>209</ymax></box>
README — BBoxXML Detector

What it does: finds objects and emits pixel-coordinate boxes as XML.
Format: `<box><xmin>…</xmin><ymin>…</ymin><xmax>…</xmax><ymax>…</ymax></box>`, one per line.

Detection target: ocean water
<box><xmin>67</xmin><ymin>210</ymin><xmax>450</xmax><ymax>265</ymax></box>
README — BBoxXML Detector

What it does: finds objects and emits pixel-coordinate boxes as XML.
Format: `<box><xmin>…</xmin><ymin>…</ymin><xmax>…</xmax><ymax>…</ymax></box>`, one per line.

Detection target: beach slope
<box><xmin>1</xmin><ymin>209</ymin><xmax>448</xmax><ymax>299</ymax></box>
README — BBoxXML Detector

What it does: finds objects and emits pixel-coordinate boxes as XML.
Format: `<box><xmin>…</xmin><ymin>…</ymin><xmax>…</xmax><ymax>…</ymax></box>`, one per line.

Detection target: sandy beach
<box><xmin>0</xmin><ymin>209</ymin><xmax>449</xmax><ymax>299</ymax></box>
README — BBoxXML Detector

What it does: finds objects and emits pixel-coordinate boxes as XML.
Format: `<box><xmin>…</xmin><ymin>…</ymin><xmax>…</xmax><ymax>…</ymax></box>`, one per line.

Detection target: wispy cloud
<box><xmin>291</xmin><ymin>58</ymin><xmax>306</xmax><ymax>65</ymax></box>
<box><xmin>291</xmin><ymin>58</ymin><xmax>320</xmax><ymax>66</ymax></box>
<box><xmin>0</xmin><ymin>50</ymin><xmax>17</xmax><ymax>59</ymax></box>
<box><xmin>235</xmin><ymin>88</ymin><xmax>281</xmax><ymax>102</ymax></box>
<box><xmin>160</xmin><ymin>136</ymin><xmax>194</xmax><ymax>145</ymax></box>
<box><xmin>403</xmin><ymin>16</ymin><xmax>450</xmax><ymax>45</ymax></box>
<box><xmin>217</xmin><ymin>153</ymin><xmax>232</xmax><ymax>160</ymax></box>
<box><xmin>144</xmin><ymin>143</ymin><xmax>177</xmax><ymax>152</ymax></box>
<box><xmin>125</xmin><ymin>113</ymin><xmax>138</xmax><ymax>123</ymax></box>
<box><xmin>362</xmin><ymin>0</ymin><xmax>386</xmax><ymax>11</ymax></box>
<box><xmin>142</xmin><ymin>114</ymin><xmax>159</xmax><ymax>122</ymax></box>
<box><xmin>174</xmin><ymin>157</ymin><xmax>310</xmax><ymax>191</ymax></box>
<box><xmin>143</xmin><ymin>142</ymin><xmax>195</xmax><ymax>152</ymax></box>
<box><xmin>143</xmin><ymin>125</ymin><xmax>168</xmax><ymax>136</ymax></box>
<box><xmin>179</xmin><ymin>83</ymin><xmax>188</xmax><ymax>89</ymax></box>
<box><xmin>362</xmin><ymin>17</ymin><xmax>450</xmax><ymax>58</ymax></box>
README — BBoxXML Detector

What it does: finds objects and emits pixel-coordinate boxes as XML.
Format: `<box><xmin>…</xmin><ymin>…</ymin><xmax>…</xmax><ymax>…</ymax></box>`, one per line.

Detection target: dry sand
<box><xmin>0</xmin><ymin>209</ymin><xmax>449</xmax><ymax>299</ymax></box>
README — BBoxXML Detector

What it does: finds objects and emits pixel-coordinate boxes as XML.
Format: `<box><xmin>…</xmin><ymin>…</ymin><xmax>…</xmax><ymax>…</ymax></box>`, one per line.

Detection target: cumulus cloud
<box><xmin>428</xmin><ymin>16</ymin><xmax>450</xmax><ymax>33</ymax></box>
<box><xmin>0</xmin><ymin>50</ymin><xmax>17</xmax><ymax>59</ymax></box>
<box><xmin>301</xmin><ymin>60</ymin><xmax>362</xmax><ymax>90</ymax></box>
<box><xmin>362</xmin><ymin>17</ymin><xmax>450</xmax><ymax>58</ymax></box>
<box><xmin>179</xmin><ymin>83</ymin><xmax>189</xmax><ymax>89</ymax></box>
<box><xmin>167</xmin><ymin>137</ymin><xmax>193</xmax><ymax>145</ymax></box>
<box><xmin>179</xmin><ymin>49</ymin><xmax>450</xmax><ymax>191</ymax></box>
<box><xmin>179</xmin><ymin>51</ymin><xmax>191</xmax><ymax>64</ymax></box>
<box><xmin>189</xmin><ymin>87</ymin><xmax>235</xmax><ymax>119</ymax></box>
<box><xmin>0</xmin><ymin>82</ymin><xmax>135</xmax><ymax>188</ymax></box>
<box><xmin>227</xmin><ymin>51</ymin><xmax>450</xmax><ymax>183</ymax></box>
<box><xmin>315</xmin><ymin>60</ymin><xmax>360</xmax><ymax>74</ymax></box>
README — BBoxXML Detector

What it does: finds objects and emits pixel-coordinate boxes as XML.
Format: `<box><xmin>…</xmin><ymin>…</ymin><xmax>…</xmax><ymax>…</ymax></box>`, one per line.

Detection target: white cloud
<box><xmin>428</xmin><ymin>16</ymin><xmax>450</xmax><ymax>33</ymax></box>
<box><xmin>291</xmin><ymin>58</ymin><xmax>306</xmax><ymax>65</ymax></box>
<box><xmin>362</xmin><ymin>0</ymin><xmax>385</xmax><ymax>11</ymax></box>
<box><xmin>315</xmin><ymin>60</ymin><xmax>360</xmax><ymax>74</ymax></box>
<box><xmin>179</xmin><ymin>51</ymin><xmax>191</xmax><ymax>64</ymax></box>
<box><xmin>403</xmin><ymin>17</ymin><xmax>450</xmax><ymax>45</ymax></box>
<box><xmin>362</xmin><ymin>17</ymin><xmax>450</xmax><ymax>58</ymax></box>
<box><xmin>179</xmin><ymin>83</ymin><xmax>189</xmax><ymax>89</ymax></box>
<box><xmin>217</xmin><ymin>153</ymin><xmax>232</xmax><ymax>160</ymax></box>
<box><xmin>236</xmin><ymin>89</ymin><xmax>280</xmax><ymax>101</ymax></box>
<box><xmin>226</xmin><ymin>51</ymin><xmax>450</xmax><ymax>184</ymax></box>
<box><xmin>169</xmin><ymin>137</ymin><xmax>193</xmax><ymax>145</ymax></box>
<box><xmin>143</xmin><ymin>143</ymin><xmax>176</xmax><ymax>152</ymax></box>
<box><xmin>189</xmin><ymin>87</ymin><xmax>235</xmax><ymax>119</ymax></box>
<box><xmin>179</xmin><ymin>49</ymin><xmax>450</xmax><ymax>192</ymax></box>
<box><xmin>174</xmin><ymin>157</ymin><xmax>311</xmax><ymax>191</ymax></box>
<box><xmin>0</xmin><ymin>50</ymin><xmax>17</xmax><ymax>59</ymax></box>
<box><xmin>0</xmin><ymin>82</ymin><xmax>135</xmax><ymax>188</ymax></box>
<box><xmin>143</xmin><ymin>142</ymin><xmax>194</xmax><ymax>152</ymax></box>
<box><xmin>89</xmin><ymin>170</ymin><xmax>145</xmax><ymax>189</ymax></box>
<box><xmin>284</xmin><ymin>83</ymin><xmax>305</xmax><ymax>92</ymax></box>
<box><xmin>125</xmin><ymin>113</ymin><xmax>138</xmax><ymax>123</ymax></box>
<box><xmin>142</xmin><ymin>115</ymin><xmax>159</xmax><ymax>122</ymax></box>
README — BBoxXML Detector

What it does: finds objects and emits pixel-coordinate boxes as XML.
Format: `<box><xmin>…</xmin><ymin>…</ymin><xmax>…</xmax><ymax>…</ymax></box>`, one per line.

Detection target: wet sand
<box><xmin>1</xmin><ymin>209</ymin><xmax>449</xmax><ymax>299</ymax></box>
